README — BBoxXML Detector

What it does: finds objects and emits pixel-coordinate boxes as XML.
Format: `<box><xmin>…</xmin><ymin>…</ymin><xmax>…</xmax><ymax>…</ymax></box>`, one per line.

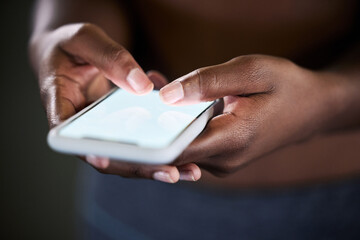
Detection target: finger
<box><xmin>85</xmin><ymin>155</ymin><xmax>180</xmax><ymax>183</ymax></box>
<box><xmin>159</xmin><ymin>56</ymin><xmax>274</xmax><ymax>105</ymax></box>
<box><xmin>175</xmin><ymin>109</ymin><xmax>249</xmax><ymax>175</ymax></box>
<box><xmin>147</xmin><ymin>70</ymin><xmax>169</xmax><ymax>90</ymax></box>
<box><xmin>178</xmin><ymin>163</ymin><xmax>202</xmax><ymax>181</ymax></box>
<box><xmin>86</xmin><ymin>74</ymin><xmax>112</xmax><ymax>103</ymax></box>
<box><xmin>58</xmin><ymin>23</ymin><xmax>153</xmax><ymax>95</ymax></box>
<box><xmin>45</xmin><ymin>75</ymin><xmax>87</xmax><ymax>128</ymax></box>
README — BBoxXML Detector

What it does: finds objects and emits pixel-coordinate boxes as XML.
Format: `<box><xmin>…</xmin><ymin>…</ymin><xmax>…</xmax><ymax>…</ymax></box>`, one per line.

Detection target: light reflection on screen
<box><xmin>59</xmin><ymin>89</ymin><xmax>213</xmax><ymax>148</ymax></box>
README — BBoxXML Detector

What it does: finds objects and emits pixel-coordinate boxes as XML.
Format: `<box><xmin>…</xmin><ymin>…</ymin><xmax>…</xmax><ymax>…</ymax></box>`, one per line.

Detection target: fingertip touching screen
<box><xmin>59</xmin><ymin>89</ymin><xmax>213</xmax><ymax>148</ymax></box>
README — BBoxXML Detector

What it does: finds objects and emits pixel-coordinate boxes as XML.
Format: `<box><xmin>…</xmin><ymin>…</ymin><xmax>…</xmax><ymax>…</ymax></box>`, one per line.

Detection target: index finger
<box><xmin>174</xmin><ymin>109</ymin><xmax>250</xmax><ymax>176</ymax></box>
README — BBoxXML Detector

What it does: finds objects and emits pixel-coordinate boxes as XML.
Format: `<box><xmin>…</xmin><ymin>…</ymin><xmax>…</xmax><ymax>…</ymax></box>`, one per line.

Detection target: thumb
<box><xmin>159</xmin><ymin>56</ymin><xmax>274</xmax><ymax>105</ymax></box>
<box><xmin>58</xmin><ymin>23</ymin><xmax>153</xmax><ymax>95</ymax></box>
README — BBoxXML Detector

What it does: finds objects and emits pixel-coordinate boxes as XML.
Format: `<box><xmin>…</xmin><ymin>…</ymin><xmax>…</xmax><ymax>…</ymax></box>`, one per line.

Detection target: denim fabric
<box><xmin>75</xmin><ymin>164</ymin><xmax>360</xmax><ymax>240</ymax></box>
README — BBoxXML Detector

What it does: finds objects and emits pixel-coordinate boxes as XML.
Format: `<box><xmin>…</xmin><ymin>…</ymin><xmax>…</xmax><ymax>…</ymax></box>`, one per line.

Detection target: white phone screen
<box><xmin>59</xmin><ymin>89</ymin><xmax>214</xmax><ymax>148</ymax></box>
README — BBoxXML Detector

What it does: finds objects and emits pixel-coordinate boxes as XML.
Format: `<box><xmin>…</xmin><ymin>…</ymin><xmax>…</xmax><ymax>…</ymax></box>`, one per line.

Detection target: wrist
<box><xmin>315</xmin><ymin>70</ymin><xmax>360</xmax><ymax>134</ymax></box>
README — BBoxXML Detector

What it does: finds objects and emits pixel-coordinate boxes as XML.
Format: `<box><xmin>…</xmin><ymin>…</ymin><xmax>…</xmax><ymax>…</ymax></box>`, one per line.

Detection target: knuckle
<box><xmin>229</xmin><ymin>124</ymin><xmax>256</xmax><ymax>155</ymax></box>
<box><xmin>101</xmin><ymin>44</ymin><xmax>130</xmax><ymax>72</ymax></box>
<box><xmin>233</xmin><ymin>55</ymin><xmax>277</xmax><ymax>92</ymax></box>
<box><xmin>60</xmin><ymin>23</ymin><xmax>102</xmax><ymax>52</ymax></box>
<box><xmin>103</xmin><ymin>44</ymin><xmax>127</xmax><ymax>64</ymax></box>
<box><xmin>195</xmin><ymin>67</ymin><xmax>212</xmax><ymax>101</ymax></box>
<box><xmin>237</xmin><ymin>119</ymin><xmax>256</xmax><ymax>142</ymax></box>
<box><xmin>52</xmin><ymin>76</ymin><xmax>66</xmax><ymax>88</ymax></box>
<box><xmin>238</xmin><ymin>55</ymin><xmax>266</xmax><ymax>77</ymax></box>
<box><xmin>71</xmin><ymin>23</ymin><xmax>99</xmax><ymax>40</ymax></box>
<box><xmin>128</xmin><ymin>165</ymin><xmax>144</xmax><ymax>178</ymax></box>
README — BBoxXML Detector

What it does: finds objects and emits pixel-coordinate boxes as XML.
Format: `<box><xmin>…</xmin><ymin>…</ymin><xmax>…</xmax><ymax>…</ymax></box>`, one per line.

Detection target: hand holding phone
<box><xmin>31</xmin><ymin>23</ymin><xmax>203</xmax><ymax>183</ymax></box>
<box><xmin>48</xmin><ymin>89</ymin><xmax>221</xmax><ymax>164</ymax></box>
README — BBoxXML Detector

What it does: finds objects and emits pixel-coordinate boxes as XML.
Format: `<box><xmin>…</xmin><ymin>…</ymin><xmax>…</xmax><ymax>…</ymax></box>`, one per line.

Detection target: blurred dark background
<box><xmin>1</xmin><ymin>1</ymin><xmax>360</xmax><ymax>239</ymax></box>
<box><xmin>1</xmin><ymin>1</ymin><xmax>77</xmax><ymax>239</ymax></box>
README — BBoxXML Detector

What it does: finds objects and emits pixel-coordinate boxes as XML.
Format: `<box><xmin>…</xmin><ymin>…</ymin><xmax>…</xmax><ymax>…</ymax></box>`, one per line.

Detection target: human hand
<box><xmin>30</xmin><ymin>23</ymin><xmax>201</xmax><ymax>183</ymax></box>
<box><xmin>30</xmin><ymin>23</ymin><xmax>156</xmax><ymax>127</ymax></box>
<box><xmin>159</xmin><ymin>55</ymin><xmax>344</xmax><ymax>176</ymax></box>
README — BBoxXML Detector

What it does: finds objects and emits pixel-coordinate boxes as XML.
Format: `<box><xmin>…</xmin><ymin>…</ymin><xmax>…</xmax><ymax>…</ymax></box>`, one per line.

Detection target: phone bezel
<box><xmin>47</xmin><ymin>88</ymin><xmax>220</xmax><ymax>164</ymax></box>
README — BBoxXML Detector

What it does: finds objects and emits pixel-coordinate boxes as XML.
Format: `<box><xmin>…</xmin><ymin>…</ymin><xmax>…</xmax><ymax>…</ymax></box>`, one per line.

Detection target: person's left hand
<box><xmin>159</xmin><ymin>55</ymin><xmax>344</xmax><ymax>176</ymax></box>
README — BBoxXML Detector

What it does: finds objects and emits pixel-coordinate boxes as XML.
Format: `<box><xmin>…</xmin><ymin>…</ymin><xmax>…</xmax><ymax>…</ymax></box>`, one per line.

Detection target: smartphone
<box><xmin>48</xmin><ymin>88</ymin><xmax>221</xmax><ymax>164</ymax></box>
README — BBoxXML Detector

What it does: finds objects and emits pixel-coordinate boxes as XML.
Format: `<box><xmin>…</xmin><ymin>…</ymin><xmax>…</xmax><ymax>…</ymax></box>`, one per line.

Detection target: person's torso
<box><xmin>130</xmin><ymin>0</ymin><xmax>358</xmax><ymax>77</ymax></box>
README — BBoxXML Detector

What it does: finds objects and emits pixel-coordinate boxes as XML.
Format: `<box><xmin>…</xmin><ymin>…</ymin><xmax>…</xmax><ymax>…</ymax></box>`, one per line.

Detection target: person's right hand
<box><xmin>30</xmin><ymin>23</ymin><xmax>201</xmax><ymax>183</ymax></box>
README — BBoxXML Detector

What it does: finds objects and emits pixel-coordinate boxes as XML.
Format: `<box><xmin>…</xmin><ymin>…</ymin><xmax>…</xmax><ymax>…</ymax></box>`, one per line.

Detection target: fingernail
<box><xmin>159</xmin><ymin>81</ymin><xmax>184</xmax><ymax>104</ymax></box>
<box><xmin>127</xmin><ymin>68</ymin><xmax>154</xmax><ymax>94</ymax></box>
<box><xmin>86</xmin><ymin>155</ymin><xmax>109</xmax><ymax>169</ymax></box>
<box><xmin>153</xmin><ymin>171</ymin><xmax>174</xmax><ymax>183</ymax></box>
<box><xmin>179</xmin><ymin>171</ymin><xmax>196</xmax><ymax>181</ymax></box>
<box><xmin>86</xmin><ymin>155</ymin><xmax>98</xmax><ymax>165</ymax></box>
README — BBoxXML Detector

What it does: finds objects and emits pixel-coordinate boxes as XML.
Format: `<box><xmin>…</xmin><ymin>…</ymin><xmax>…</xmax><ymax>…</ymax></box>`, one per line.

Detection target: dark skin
<box><xmin>30</xmin><ymin>0</ymin><xmax>360</xmax><ymax>184</ymax></box>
